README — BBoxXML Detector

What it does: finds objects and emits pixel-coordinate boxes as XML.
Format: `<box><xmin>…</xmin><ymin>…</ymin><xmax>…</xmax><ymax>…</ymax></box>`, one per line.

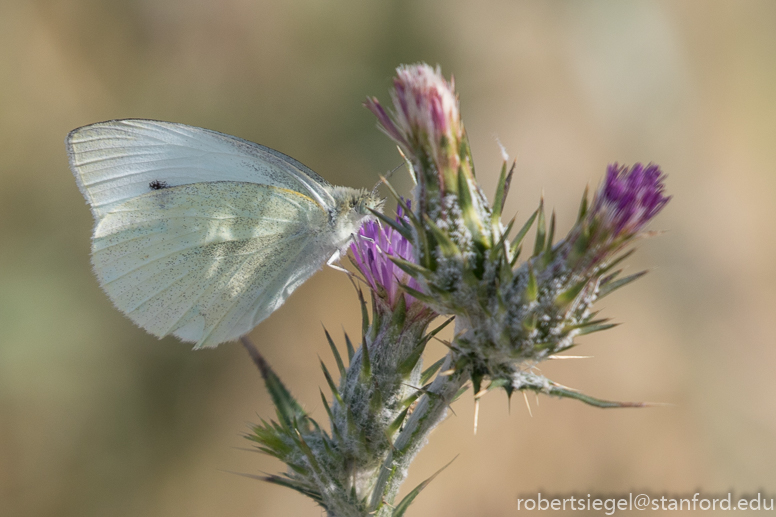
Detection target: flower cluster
<box><xmin>363</xmin><ymin>62</ymin><xmax>670</xmax><ymax>394</ymax></box>
<box><xmin>247</xmin><ymin>63</ymin><xmax>671</xmax><ymax>517</ymax></box>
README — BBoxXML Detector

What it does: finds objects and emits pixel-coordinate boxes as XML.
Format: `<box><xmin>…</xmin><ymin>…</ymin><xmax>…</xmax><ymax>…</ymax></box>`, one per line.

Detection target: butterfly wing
<box><xmin>66</xmin><ymin>119</ymin><xmax>335</xmax><ymax>220</ymax></box>
<box><xmin>92</xmin><ymin>181</ymin><xmax>330</xmax><ymax>348</ymax></box>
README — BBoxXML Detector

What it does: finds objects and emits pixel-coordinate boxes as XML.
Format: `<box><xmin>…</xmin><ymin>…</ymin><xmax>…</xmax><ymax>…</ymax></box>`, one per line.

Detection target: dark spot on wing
<box><xmin>149</xmin><ymin>180</ymin><xmax>169</xmax><ymax>190</ymax></box>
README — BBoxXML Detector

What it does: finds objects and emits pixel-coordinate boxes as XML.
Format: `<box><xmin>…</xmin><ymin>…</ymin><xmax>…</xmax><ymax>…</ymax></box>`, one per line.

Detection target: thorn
<box><xmin>523</xmin><ymin>391</ymin><xmax>533</xmax><ymax>417</ymax></box>
<box><xmin>345</xmin><ymin>269</ymin><xmax>371</xmax><ymax>290</ymax></box>
<box><xmin>433</xmin><ymin>336</ymin><xmax>454</xmax><ymax>349</ymax></box>
<box><xmin>440</xmin><ymin>369</ymin><xmax>456</xmax><ymax>376</ymax></box>
<box><xmin>635</xmin><ymin>401</ymin><xmax>676</xmax><ymax>408</ymax></box>
<box><xmin>547</xmin><ymin>355</ymin><xmax>594</xmax><ymax>360</ymax></box>
<box><xmin>550</xmin><ymin>381</ymin><xmax>580</xmax><ymax>392</ymax></box>
<box><xmin>474</xmin><ymin>388</ymin><xmax>488</xmax><ymax>399</ymax></box>
<box><xmin>381</xmin><ymin>498</ymin><xmax>396</xmax><ymax>510</ymax></box>
<box><xmin>495</xmin><ymin>136</ymin><xmax>509</xmax><ymax>162</ymax></box>
<box><xmin>473</xmin><ymin>398</ymin><xmax>480</xmax><ymax>435</ymax></box>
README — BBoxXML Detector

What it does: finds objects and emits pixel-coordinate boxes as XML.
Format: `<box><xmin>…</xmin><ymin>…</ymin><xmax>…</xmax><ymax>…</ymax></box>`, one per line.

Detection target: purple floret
<box><xmin>594</xmin><ymin>163</ymin><xmax>670</xmax><ymax>237</ymax></box>
<box><xmin>350</xmin><ymin>203</ymin><xmax>423</xmax><ymax>308</ymax></box>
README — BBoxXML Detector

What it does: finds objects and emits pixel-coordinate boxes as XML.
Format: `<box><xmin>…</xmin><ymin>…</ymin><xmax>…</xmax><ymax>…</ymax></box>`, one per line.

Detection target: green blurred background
<box><xmin>1</xmin><ymin>0</ymin><xmax>775</xmax><ymax>515</ymax></box>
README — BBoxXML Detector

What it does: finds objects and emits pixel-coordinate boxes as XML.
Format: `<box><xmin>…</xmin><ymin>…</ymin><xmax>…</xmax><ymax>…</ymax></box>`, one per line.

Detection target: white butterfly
<box><xmin>67</xmin><ymin>119</ymin><xmax>383</xmax><ymax>348</ymax></box>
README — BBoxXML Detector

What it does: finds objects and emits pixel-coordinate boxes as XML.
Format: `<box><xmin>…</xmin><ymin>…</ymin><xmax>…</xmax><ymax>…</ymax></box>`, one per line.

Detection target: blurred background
<box><xmin>1</xmin><ymin>0</ymin><xmax>775</xmax><ymax>515</ymax></box>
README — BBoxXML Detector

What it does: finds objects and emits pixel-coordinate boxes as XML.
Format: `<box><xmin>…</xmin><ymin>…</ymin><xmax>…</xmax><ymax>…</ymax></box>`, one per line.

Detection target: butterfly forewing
<box><xmin>92</xmin><ymin>181</ymin><xmax>329</xmax><ymax>348</ymax></box>
<box><xmin>67</xmin><ymin>119</ymin><xmax>335</xmax><ymax>220</ymax></box>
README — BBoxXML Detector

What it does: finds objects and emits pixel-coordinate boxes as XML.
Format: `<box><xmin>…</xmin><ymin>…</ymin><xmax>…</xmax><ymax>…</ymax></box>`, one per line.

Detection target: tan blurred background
<box><xmin>1</xmin><ymin>0</ymin><xmax>775</xmax><ymax>515</ymax></box>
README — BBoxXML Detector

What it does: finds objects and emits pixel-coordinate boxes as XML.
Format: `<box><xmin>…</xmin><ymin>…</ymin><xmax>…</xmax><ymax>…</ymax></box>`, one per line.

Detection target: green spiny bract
<box><xmin>245</xmin><ymin>282</ymin><xmax>439</xmax><ymax>515</ymax></box>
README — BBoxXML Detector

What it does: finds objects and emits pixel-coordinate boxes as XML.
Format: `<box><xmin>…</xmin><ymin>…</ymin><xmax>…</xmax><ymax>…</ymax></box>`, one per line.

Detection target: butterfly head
<box><xmin>329</xmin><ymin>186</ymin><xmax>385</xmax><ymax>242</ymax></box>
<box><xmin>331</xmin><ymin>186</ymin><xmax>384</xmax><ymax>217</ymax></box>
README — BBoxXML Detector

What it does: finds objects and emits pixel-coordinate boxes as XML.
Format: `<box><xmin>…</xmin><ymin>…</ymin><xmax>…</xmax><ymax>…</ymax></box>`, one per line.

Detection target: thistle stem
<box><xmin>369</xmin><ymin>353</ymin><xmax>470</xmax><ymax>514</ymax></box>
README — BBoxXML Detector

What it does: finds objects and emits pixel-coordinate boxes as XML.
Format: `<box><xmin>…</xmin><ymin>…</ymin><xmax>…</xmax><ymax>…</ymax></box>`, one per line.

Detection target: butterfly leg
<box><xmin>326</xmin><ymin>249</ymin><xmax>350</xmax><ymax>273</ymax></box>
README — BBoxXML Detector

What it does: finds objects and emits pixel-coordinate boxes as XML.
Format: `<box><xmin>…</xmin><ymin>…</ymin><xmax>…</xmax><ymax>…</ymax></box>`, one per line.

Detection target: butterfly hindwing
<box><xmin>92</xmin><ymin>181</ymin><xmax>330</xmax><ymax>348</ymax></box>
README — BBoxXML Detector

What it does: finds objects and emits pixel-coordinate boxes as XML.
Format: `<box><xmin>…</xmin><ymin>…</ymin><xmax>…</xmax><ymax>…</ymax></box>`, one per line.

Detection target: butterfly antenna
<box><xmin>371</xmin><ymin>161</ymin><xmax>404</xmax><ymax>197</ymax></box>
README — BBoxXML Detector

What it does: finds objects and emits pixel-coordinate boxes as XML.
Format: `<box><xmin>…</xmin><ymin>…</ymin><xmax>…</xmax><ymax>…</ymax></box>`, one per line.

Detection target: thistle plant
<box><xmin>245</xmin><ymin>63</ymin><xmax>670</xmax><ymax>516</ymax></box>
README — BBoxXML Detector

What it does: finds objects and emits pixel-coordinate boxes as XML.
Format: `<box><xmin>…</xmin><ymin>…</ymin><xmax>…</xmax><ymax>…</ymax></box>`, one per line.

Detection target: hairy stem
<box><xmin>369</xmin><ymin>353</ymin><xmax>470</xmax><ymax>514</ymax></box>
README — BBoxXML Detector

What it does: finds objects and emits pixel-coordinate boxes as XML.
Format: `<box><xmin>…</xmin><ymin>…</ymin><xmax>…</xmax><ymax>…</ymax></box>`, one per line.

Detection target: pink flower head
<box><xmin>350</xmin><ymin>203</ymin><xmax>424</xmax><ymax>309</ymax></box>
<box><xmin>365</xmin><ymin>64</ymin><xmax>462</xmax><ymax>173</ymax></box>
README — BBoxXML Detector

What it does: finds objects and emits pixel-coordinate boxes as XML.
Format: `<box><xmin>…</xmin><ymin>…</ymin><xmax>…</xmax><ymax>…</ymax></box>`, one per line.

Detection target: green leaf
<box><xmin>599</xmin><ymin>269</ymin><xmax>623</xmax><ymax>287</ymax></box>
<box><xmin>360</xmin><ymin>341</ymin><xmax>372</xmax><ymax>382</ymax></box>
<box><xmin>597</xmin><ymin>248</ymin><xmax>636</xmax><ymax>276</ymax></box>
<box><xmin>397</xmin><ymin>339</ymin><xmax>428</xmax><ymax>378</ymax></box>
<box><xmin>379</xmin><ymin>175</ymin><xmax>422</xmax><ymax>229</ymax></box>
<box><xmin>256</xmin><ymin>474</ymin><xmax>324</xmax><ymax>504</ymax></box>
<box><xmin>490</xmin><ymin>216</ymin><xmax>516</xmax><ymax>266</ymax></box>
<box><xmin>577</xmin><ymin>183</ymin><xmax>589</xmax><ymax>222</ymax></box>
<box><xmin>390</xmin><ymin>289</ymin><xmax>408</xmax><ymax>328</ymax></box>
<box><xmin>543</xmin><ymin>384</ymin><xmax>649</xmax><ymax>409</ymax></box>
<box><xmin>421</xmin><ymin>357</ymin><xmax>447</xmax><ymax>384</ymax></box>
<box><xmin>532</xmin><ymin>198</ymin><xmax>546</xmax><ymax>257</ymax></box>
<box><xmin>545</xmin><ymin>210</ymin><xmax>556</xmax><ymax>256</ymax></box>
<box><xmin>320</xmin><ymin>359</ymin><xmax>344</xmax><ymax>405</ymax></box>
<box><xmin>512</xmin><ymin>208</ymin><xmax>538</xmax><ymax>255</ymax></box>
<box><xmin>400</xmin><ymin>283</ymin><xmax>438</xmax><ymax>306</ymax></box>
<box><xmin>390</xmin><ymin>256</ymin><xmax>431</xmax><ymax>279</ymax></box>
<box><xmin>576</xmin><ymin>322</ymin><xmax>619</xmax><ymax>335</ymax></box>
<box><xmin>457</xmin><ymin>167</ymin><xmax>488</xmax><ymax>248</ymax></box>
<box><xmin>492</xmin><ymin>160</ymin><xmax>515</xmax><ymax>226</ymax></box>
<box><xmin>522</xmin><ymin>313</ymin><xmax>537</xmax><ymax>332</ymax></box>
<box><xmin>370</xmin><ymin>209</ymin><xmax>413</xmax><ymax>241</ymax></box>
<box><xmin>319</xmin><ymin>390</ymin><xmax>343</xmax><ymax>441</ymax></box>
<box><xmin>369</xmin><ymin>377</ymin><xmax>384</xmax><ymax>416</ymax></box>
<box><xmin>345</xmin><ymin>332</ymin><xmax>356</xmax><ymax>363</ymax></box>
<box><xmin>525</xmin><ymin>266</ymin><xmax>538</xmax><ymax>302</ymax></box>
<box><xmin>510</xmin><ymin>244</ymin><xmax>523</xmax><ymax>267</ymax></box>
<box><xmin>292</xmin><ymin>429</ymin><xmax>325</xmax><ymax>478</ymax></box>
<box><xmin>598</xmin><ymin>270</ymin><xmax>648</xmax><ymax>299</ymax></box>
<box><xmin>564</xmin><ymin>316</ymin><xmax>610</xmax><ymax>332</ymax></box>
<box><xmin>391</xmin><ymin>456</ymin><xmax>458</xmax><ymax>517</ymax></box>
<box><xmin>242</xmin><ymin>339</ymin><xmax>306</xmax><ymax>429</ymax></box>
<box><xmin>452</xmin><ymin>384</ymin><xmax>469</xmax><ymax>402</ymax></box>
<box><xmin>369</xmin><ymin>290</ymin><xmax>380</xmax><ymax>343</ymax></box>
<box><xmin>387</xmin><ymin>406</ymin><xmax>410</xmax><ymax>437</ymax></box>
<box><xmin>555</xmin><ymin>277</ymin><xmax>590</xmax><ymax>309</ymax></box>
<box><xmin>323</xmin><ymin>327</ymin><xmax>345</xmax><ymax>376</ymax></box>
<box><xmin>248</xmin><ymin>419</ymin><xmax>293</xmax><ymax>457</ymax></box>
<box><xmin>354</xmin><ymin>285</ymin><xmax>370</xmax><ymax>339</ymax></box>
<box><xmin>494</xmin><ymin>216</ymin><xmax>516</xmax><ymax>252</ymax></box>
<box><xmin>428</xmin><ymin>316</ymin><xmax>454</xmax><ymax>339</ymax></box>
<box><xmin>423</xmin><ymin>214</ymin><xmax>461</xmax><ymax>257</ymax></box>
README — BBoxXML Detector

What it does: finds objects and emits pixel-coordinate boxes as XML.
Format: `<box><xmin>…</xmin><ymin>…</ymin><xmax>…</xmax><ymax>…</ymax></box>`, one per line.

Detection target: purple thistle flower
<box><xmin>590</xmin><ymin>163</ymin><xmax>670</xmax><ymax>240</ymax></box>
<box><xmin>365</xmin><ymin>64</ymin><xmax>462</xmax><ymax>174</ymax></box>
<box><xmin>350</xmin><ymin>203</ymin><xmax>425</xmax><ymax>309</ymax></box>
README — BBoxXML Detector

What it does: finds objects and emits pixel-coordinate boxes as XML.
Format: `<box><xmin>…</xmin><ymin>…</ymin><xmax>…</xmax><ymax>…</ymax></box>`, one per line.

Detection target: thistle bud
<box><xmin>565</xmin><ymin>162</ymin><xmax>671</xmax><ymax>271</ymax></box>
<box><xmin>594</xmin><ymin>163</ymin><xmax>669</xmax><ymax>236</ymax></box>
<box><xmin>366</xmin><ymin>64</ymin><xmax>490</xmax><ymax>265</ymax></box>
<box><xmin>365</xmin><ymin>64</ymin><xmax>463</xmax><ymax>186</ymax></box>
